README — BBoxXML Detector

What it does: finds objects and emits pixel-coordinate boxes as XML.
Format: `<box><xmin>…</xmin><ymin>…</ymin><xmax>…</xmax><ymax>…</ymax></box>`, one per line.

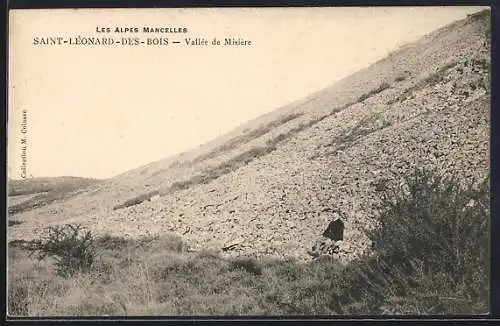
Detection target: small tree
<box><xmin>24</xmin><ymin>224</ymin><xmax>96</xmax><ymax>277</ymax></box>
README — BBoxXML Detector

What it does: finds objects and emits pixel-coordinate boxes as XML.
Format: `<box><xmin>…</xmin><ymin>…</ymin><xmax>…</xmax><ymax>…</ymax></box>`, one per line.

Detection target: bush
<box><xmin>335</xmin><ymin>114</ymin><xmax>391</xmax><ymax>151</ymax></box>
<box><xmin>466</xmin><ymin>9</ymin><xmax>490</xmax><ymax>22</ymax></box>
<box><xmin>395</xmin><ymin>75</ymin><xmax>406</xmax><ymax>82</ymax></box>
<box><xmin>358</xmin><ymin>82</ymin><xmax>390</xmax><ymax>102</ymax></box>
<box><xmin>367</xmin><ymin>168</ymin><xmax>489</xmax><ymax>313</ymax></box>
<box><xmin>24</xmin><ymin>224</ymin><xmax>97</xmax><ymax>277</ymax></box>
<box><xmin>8</xmin><ymin>220</ymin><xmax>24</xmax><ymax>227</ymax></box>
<box><xmin>113</xmin><ymin>190</ymin><xmax>160</xmax><ymax>211</ymax></box>
<box><xmin>370</xmin><ymin>169</ymin><xmax>489</xmax><ymax>267</ymax></box>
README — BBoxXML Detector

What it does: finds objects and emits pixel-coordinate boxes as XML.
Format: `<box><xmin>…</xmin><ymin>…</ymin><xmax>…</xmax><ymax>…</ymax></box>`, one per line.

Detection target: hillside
<box><xmin>8</xmin><ymin>177</ymin><xmax>101</xmax><ymax>196</ymax></box>
<box><xmin>8</xmin><ymin>177</ymin><xmax>102</xmax><ymax>217</ymax></box>
<box><xmin>8</xmin><ymin>10</ymin><xmax>490</xmax><ymax>265</ymax></box>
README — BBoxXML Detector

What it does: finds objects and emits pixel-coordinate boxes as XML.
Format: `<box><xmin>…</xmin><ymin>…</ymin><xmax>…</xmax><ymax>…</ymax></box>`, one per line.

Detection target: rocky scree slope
<box><xmin>8</xmin><ymin>11</ymin><xmax>490</xmax><ymax>264</ymax></box>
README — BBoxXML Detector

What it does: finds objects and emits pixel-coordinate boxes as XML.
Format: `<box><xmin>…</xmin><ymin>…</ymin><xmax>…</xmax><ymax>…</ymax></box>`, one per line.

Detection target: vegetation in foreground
<box><xmin>8</xmin><ymin>169</ymin><xmax>489</xmax><ymax>316</ymax></box>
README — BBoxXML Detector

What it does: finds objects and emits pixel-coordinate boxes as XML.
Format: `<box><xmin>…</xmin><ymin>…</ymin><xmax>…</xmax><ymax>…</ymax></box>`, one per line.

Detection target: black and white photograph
<box><xmin>7</xmin><ymin>6</ymin><xmax>490</xmax><ymax>316</ymax></box>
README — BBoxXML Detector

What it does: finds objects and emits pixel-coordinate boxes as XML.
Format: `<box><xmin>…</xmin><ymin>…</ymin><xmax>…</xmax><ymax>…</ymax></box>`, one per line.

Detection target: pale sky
<box><xmin>8</xmin><ymin>7</ymin><xmax>486</xmax><ymax>179</ymax></box>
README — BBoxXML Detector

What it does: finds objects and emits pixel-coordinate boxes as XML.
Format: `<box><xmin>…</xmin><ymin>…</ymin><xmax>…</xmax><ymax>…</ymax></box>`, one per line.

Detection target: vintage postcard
<box><xmin>7</xmin><ymin>7</ymin><xmax>490</xmax><ymax>317</ymax></box>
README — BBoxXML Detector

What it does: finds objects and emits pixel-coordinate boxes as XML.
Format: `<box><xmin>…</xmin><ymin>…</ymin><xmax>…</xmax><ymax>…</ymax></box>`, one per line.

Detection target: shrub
<box><xmin>395</xmin><ymin>75</ymin><xmax>406</xmax><ymax>82</ymax></box>
<box><xmin>335</xmin><ymin>114</ymin><xmax>391</xmax><ymax>151</ymax></box>
<box><xmin>113</xmin><ymin>190</ymin><xmax>160</xmax><ymax>210</ymax></box>
<box><xmin>370</xmin><ymin>169</ymin><xmax>489</xmax><ymax>266</ymax></box>
<box><xmin>466</xmin><ymin>9</ymin><xmax>490</xmax><ymax>22</ymax></box>
<box><xmin>24</xmin><ymin>224</ymin><xmax>97</xmax><ymax>277</ymax></box>
<box><xmin>358</xmin><ymin>82</ymin><xmax>390</xmax><ymax>102</ymax></box>
<box><xmin>8</xmin><ymin>220</ymin><xmax>24</xmax><ymax>227</ymax></box>
<box><xmin>367</xmin><ymin>168</ymin><xmax>489</xmax><ymax>313</ymax></box>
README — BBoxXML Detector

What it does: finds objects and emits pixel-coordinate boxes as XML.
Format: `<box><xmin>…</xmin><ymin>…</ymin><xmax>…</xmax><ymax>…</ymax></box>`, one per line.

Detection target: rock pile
<box><xmin>308</xmin><ymin>212</ymin><xmax>345</xmax><ymax>258</ymax></box>
<box><xmin>308</xmin><ymin>238</ymin><xmax>341</xmax><ymax>258</ymax></box>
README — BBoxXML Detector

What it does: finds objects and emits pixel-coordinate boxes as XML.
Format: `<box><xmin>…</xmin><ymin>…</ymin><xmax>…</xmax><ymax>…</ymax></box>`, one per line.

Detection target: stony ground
<box><xmin>8</xmin><ymin>11</ymin><xmax>490</xmax><ymax>264</ymax></box>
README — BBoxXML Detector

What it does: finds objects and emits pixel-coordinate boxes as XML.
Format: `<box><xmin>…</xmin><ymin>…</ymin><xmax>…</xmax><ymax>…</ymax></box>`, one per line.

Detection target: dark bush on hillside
<box><xmin>467</xmin><ymin>9</ymin><xmax>490</xmax><ymax>22</ymax></box>
<box><xmin>370</xmin><ymin>169</ymin><xmax>489</xmax><ymax>269</ymax></box>
<box><xmin>8</xmin><ymin>220</ymin><xmax>24</xmax><ymax>227</ymax></box>
<box><xmin>24</xmin><ymin>224</ymin><xmax>97</xmax><ymax>277</ymax></box>
<box><xmin>358</xmin><ymin>82</ymin><xmax>390</xmax><ymax>102</ymax></box>
<box><xmin>113</xmin><ymin>190</ymin><xmax>160</xmax><ymax>210</ymax></box>
<box><xmin>365</xmin><ymin>168</ymin><xmax>489</xmax><ymax>313</ymax></box>
<box><xmin>395</xmin><ymin>75</ymin><xmax>406</xmax><ymax>82</ymax></box>
<box><xmin>335</xmin><ymin>114</ymin><xmax>392</xmax><ymax>152</ymax></box>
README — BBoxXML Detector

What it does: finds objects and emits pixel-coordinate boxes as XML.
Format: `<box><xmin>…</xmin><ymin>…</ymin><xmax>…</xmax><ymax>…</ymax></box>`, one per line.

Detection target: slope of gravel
<box><xmin>8</xmin><ymin>11</ymin><xmax>490</xmax><ymax>264</ymax></box>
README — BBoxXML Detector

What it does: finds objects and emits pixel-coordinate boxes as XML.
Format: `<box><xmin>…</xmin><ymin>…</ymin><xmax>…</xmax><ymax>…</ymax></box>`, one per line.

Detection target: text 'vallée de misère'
<box><xmin>32</xmin><ymin>26</ymin><xmax>253</xmax><ymax>47</ymax></box>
